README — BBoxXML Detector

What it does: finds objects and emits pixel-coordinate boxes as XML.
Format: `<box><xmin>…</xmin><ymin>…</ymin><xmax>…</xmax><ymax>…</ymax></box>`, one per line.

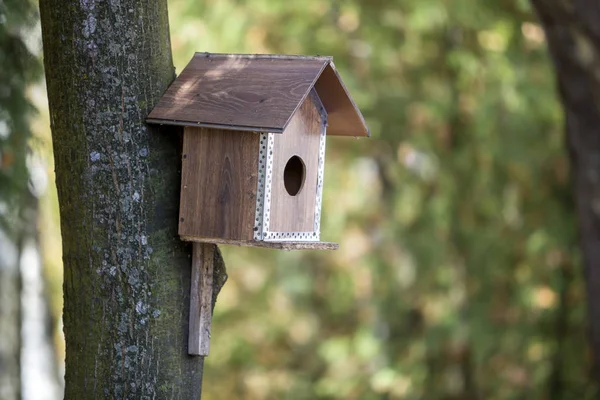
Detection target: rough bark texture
<box><xmin>38</xmin><ymin>0</ymin><xmax>227</xmax><ymax>398</ymax></box>
<box><xmin>531</xmin><ymin>0</ymin><xmax>600</xmax><ymax>384</ymax></box>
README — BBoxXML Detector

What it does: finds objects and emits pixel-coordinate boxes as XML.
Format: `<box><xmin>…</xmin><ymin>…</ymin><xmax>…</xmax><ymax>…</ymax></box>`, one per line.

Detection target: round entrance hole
<box><xmin>283</xmin><ymin>155</ymin><xmax>306</xmax><ymax>196</ymax></box>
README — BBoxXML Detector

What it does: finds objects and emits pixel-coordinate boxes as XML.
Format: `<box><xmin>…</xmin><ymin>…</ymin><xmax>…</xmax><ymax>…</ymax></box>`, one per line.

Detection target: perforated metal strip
<box><xmin>263</xmin><ymin>231</ymin><xmax>319</xmax><ymax>241</ymax></box>
<box><xmin>262</xmin><ymin>133</ymin><xmax>275</xmax><ymax>236</ymax></box>
<box><xmin>312</xmin><ymin>90</ymin><xmax>327</xmax><ymax>240</ymax></box>
<box><xmin>256</xmin><ymin>89</ymin><xmax>327</xmax><ymax>243</ymax></box>
<box><xmin>253</xmin><ymin>133</ymin><xmax>269</xmax><ymax>240</ymax></box>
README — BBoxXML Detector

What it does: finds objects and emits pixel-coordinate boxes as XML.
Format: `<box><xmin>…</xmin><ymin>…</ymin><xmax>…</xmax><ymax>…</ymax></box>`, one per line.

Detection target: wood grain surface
<box><xmin>269</xmin><ymin>92</ymin><xmax>323</xmax><ymax>233</ymax></box>
<box><xmin>178</xmin><ymin>127</ymin><xmax>259</xmax><ymax>240</ymax></box>
<box><xmin>314</xmin><ymin>63</ymin><xmax>370</xmax><ymax>137</ymax></box>
<box><xmin>188</xmin><ymin>243</ymin><xmax>214</xmax><ymax>356</ymax></box>
<box><xmin>146</xmin><ymin>53</ymin><xmax>369</xmax><ymax>137</ymax></box>
<box><xmin>181</xmin><ymin>236</ymin><xmax>339</xmax><ymax>251</ymax></box>
<box><xmin>148</xmin><ymin>53</ymin><xmax>328</xmax><ymax>132</ymax></box>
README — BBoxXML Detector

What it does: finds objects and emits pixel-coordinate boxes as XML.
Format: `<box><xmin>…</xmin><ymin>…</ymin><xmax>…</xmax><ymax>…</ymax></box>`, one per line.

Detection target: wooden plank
<box><xmin>314</xmin><ymin>63</ymin><xmax>370</xmax><ymax>137</ymax></box>
<box><xmin>178</xmin><ymin>127</ymin><xmax>259</xmax><ymax>240</ymax></box>
<box><xmin>189</xmin><ymin>243</ymin><xmax>215</xmax><ymax>356</ymax></box>
<box><xmin>145</xmin><ymin>118</ymin><xmax>283</xmax><ymax>133</ymax></box>
<box><xmin>146</xmin><ymin>53</ymin><xmax>369</xmax><ymax>137</ymax></box>
<box><xmin>181</xmin><ymin>236</ymin><xmax>339</xmax><ymax>251</ymax></box>
<box><xmin>269</xmin><ymin>92</ymin><xmax>322</xmax><ymax>233</ymax></box>
<box><xmin>147</xmin><ymin>53</ymin><xmax>329</xmax><ymax>132</ymax></box>
<box><xmin>192</xmin><ymin>53</ymin><xmax>332</xmax><ymax>62</ymax></box>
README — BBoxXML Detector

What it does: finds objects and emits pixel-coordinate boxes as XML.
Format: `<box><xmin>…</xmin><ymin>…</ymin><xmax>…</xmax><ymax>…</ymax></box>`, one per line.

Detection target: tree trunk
<box><xmin>531</xmin><ymin>0</ymin><xmax>600</xmax><ymax>385</ymax></box>
<box><xmin>39</xmin><ymin>1</ymin><xmax>227</xmax><ymax>398</ymax></box>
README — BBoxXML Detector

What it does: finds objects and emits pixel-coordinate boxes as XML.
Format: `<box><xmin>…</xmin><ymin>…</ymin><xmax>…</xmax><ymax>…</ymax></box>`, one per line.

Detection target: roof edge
<box><xmin>329</xmin><ymin>62</ymin><xmax>370</xmax><ymax>137</ymax></box>
<box><xmin>313</xmin><ymin>62</ymin><xmax>371</xmax><ymax>137</ymax></box>
<box><xmin>194</xmin><ymin>52</ymin><xmax>333</xmax><ymax>62</ymax></box>
<box><xmin>277</xmin><ymin>59</ymin><xmax>331</xmax><ymax>133</ymax></box>
<box><xmin>146</xmin><ymin>118</ymin><xmax>284</xmax><ymax>134</ymax></box>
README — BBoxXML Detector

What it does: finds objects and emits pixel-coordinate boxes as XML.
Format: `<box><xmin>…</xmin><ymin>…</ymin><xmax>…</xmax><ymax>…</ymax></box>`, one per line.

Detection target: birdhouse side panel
<box><xmin>263</xmin><ymin>90</ymin><xmax>327</xmax><ymax>240</ymax></box>
<box><xmin>179</xmin><ymin>127</ymin><xmax>259</xmax><ymax>241</ymax></box>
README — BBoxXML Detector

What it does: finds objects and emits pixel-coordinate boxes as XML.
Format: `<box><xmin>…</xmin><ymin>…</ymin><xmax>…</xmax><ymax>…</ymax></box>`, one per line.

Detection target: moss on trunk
<box><xmin>39</xmin><ymin>1</ymin><xmax>226</xmax><ymax>398</ymax></box>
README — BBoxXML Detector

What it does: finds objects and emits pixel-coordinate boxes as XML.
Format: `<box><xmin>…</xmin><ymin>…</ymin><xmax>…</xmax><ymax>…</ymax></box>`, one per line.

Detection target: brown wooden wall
<box><xmin>269</xmin><ymin>92</ymin><xmax>324</xmax><ymax>233</ymax></box>
<box><xmin>179</xmin><ymin>127</ymin><xmax>259</xmax><ymax>240</ymax></box>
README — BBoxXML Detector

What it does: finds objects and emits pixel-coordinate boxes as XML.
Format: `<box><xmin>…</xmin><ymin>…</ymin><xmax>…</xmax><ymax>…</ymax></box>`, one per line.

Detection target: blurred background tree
<box><xmin>164</xmin><ymin>0</ymin><xmax>594</xmax><ymax>398</ymax></box>
<box><xmin>0</xmin><ymin>0</ymin><xmax>37</xmax><ymax>396</ymax></box>
<box><xmin>531</xmin><ymin>0</ymin><xmax>600</xmax><ymax>390</ymax></box>
<box><xmin>12</xmin><ymin>0</ymin><xmax>598</xmax><ymax>399</ymax></box>
<box><xmin>0</xmin><ymin>0</ymin><xmax>61</xmax><ymax>399</ymax></box>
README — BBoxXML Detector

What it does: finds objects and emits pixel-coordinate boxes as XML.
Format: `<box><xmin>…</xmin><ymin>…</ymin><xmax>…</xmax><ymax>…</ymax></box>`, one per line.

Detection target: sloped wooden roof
<box><xmin>147</xmin><ymin>53</ymin><xmax>369</xmax><ymax>137</ymax></box>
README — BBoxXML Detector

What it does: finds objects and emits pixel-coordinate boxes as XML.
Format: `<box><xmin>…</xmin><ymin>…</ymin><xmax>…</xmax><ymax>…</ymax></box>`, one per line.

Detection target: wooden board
<box><xmin>179</xmin><ymin>127</ymin><xmax>259</xmax><ymax>240</ymax></box>
<box><xmin>269</xmin><ymin>92</ymin><xmax>322</xmax><ymax>233</ymax></box>
<box><xmin>146</xmin><ymin>53</ymin><xmax>369</xmax><ymax>137</ymax></box>
<box><xmin>314</xmin><ymin>63</ymin><xmax>370</xmax><ymax>137</ymax></box>
<box><xmin>189</xmin><ymin>243</ymin><xmax>214</xmax><ymax>356</ymax></box>
<box><xmin>181</xmin><ymin>235</ymin><xmax>339</xmax><ymax>251</ymax></box>
<box><xmin>148</xmin><ymin>53</ymin><xmax>328</xmax><ymax>133</ymax></box>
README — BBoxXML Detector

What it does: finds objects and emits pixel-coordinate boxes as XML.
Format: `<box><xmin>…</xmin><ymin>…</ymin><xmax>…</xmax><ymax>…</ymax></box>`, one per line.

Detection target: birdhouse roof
<box><xmin>147</xmin><ymin>53</ymin><xmax>369</xmax><ymax>137</ymax></box>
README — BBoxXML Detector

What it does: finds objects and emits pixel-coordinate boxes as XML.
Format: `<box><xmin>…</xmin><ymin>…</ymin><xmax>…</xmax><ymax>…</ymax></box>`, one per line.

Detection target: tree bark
<box><xmin>531</xmin><ymin>0</ymin><xmax>600</xmax><ymax>384</ymax></box>
<box><xmin>39</xmin><ymin>1</ymin><xmax>227</xmax><ymax>398</ymax></box>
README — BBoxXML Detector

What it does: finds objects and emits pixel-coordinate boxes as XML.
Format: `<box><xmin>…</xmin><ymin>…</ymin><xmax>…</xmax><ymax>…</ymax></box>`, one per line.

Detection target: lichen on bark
<box><xmin>39</xmin><ymin>0</ymin><xmax>227</xmax><ymax>398</ymax></box>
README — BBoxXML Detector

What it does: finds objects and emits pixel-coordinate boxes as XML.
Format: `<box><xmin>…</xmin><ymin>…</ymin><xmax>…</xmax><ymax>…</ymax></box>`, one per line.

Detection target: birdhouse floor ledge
<box><xmin>180</xmin><ymin>236</ymin><xmax>339</xmax><ymax>251</ymax></box>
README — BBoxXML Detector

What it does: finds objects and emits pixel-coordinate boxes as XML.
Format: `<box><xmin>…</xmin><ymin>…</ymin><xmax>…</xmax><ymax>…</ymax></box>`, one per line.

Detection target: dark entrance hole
<box><xmin>283</xmin><ymin>155</ymin><xmax>306</xmax><ymax>196</ymax></box>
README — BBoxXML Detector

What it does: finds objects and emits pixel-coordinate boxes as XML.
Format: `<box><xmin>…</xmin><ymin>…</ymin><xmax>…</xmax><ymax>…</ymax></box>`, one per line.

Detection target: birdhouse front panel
<box><xmin>254</xmin><ymin>90</ymin><xmax>326</xmax><ymax>242</ymax></box>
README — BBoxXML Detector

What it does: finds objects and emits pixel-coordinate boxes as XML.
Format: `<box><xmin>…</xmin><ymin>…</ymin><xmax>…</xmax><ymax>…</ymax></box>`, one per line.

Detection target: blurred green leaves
<box><xmin>165</xmin><ymin>0</ymin><xmax>594</xmax><ymax>398</ymax></box>
<box><xmin>0</xmin><ymin>0</ymin><xmax>40</xmax><ymax>232</ymax></box>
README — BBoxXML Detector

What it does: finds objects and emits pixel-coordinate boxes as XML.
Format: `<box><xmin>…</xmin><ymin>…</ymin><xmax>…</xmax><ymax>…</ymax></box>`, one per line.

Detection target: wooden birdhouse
<box><xmin>147</xmin><ymin>53</ymin><xmax>368</xmax><ymax>356</ymax></box>
<box><xmin>147</xmin><ymin>53</ymin><xmax>369</xmax><ymax>250</ymax></box>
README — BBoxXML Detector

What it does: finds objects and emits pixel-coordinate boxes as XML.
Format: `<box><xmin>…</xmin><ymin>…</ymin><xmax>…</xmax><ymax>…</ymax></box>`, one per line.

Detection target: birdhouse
<box><xmin>147</xmin><ymin>53</ymin><xmax>368</xmax><ymax>356</ymax></box>
<box><xmin>147</xmin><ymin>53</ymin><xmax>369</xmax><ymax>251</ymax></box>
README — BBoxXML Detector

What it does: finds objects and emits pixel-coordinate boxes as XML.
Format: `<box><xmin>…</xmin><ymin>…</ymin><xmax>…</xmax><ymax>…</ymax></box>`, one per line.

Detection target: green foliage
<box><xmin>166</xmin><ymin>0</ymin><xmax>595</xmax><ymax>398</ymax></box>
<box><xmin>0</xmin><ymin>0</ymin><xmax>40</xmax><ymax>232</ymax></box>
